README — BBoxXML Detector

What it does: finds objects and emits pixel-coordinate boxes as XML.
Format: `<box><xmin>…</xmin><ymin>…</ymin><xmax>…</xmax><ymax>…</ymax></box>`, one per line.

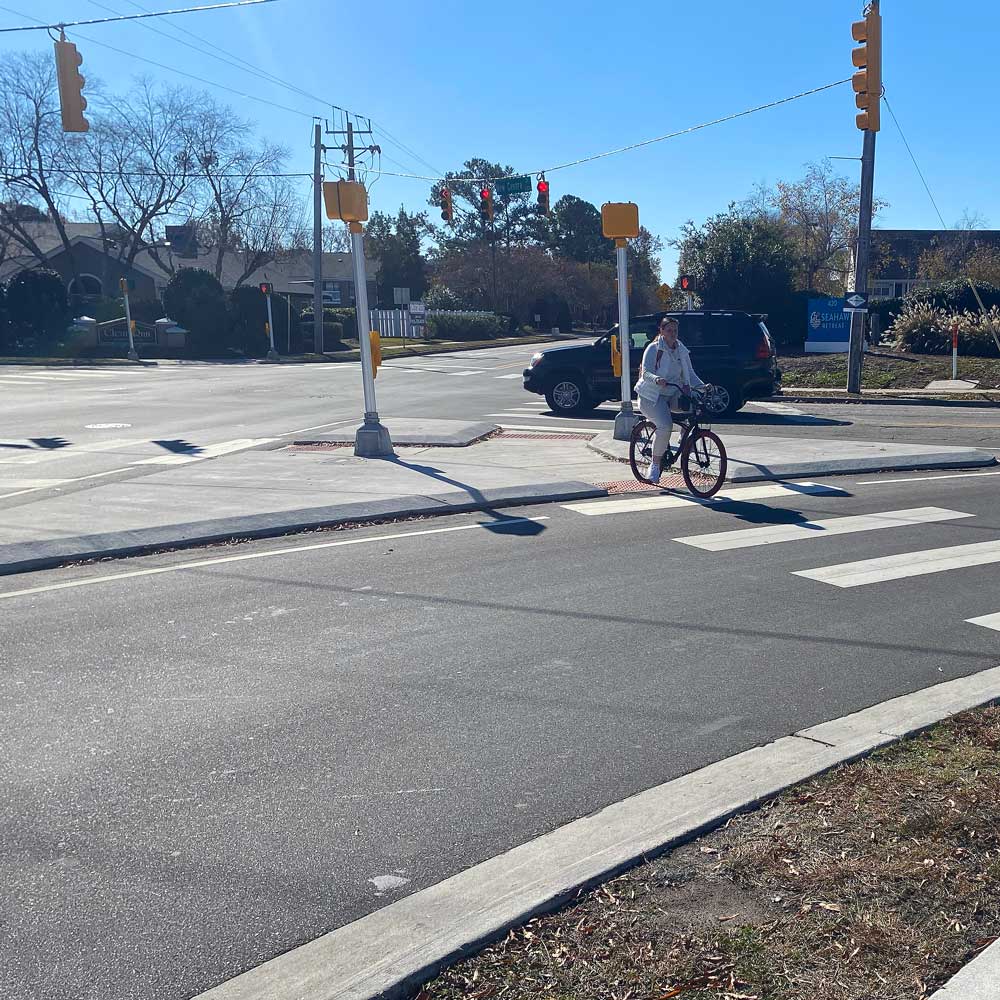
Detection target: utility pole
<box><xmin>312</xmin><ymin>121</ymin><xmax>324</xmax><ymax>355</ymax></box>
<box><xmin>847</xmin><ymin>0</ymin><xmax>881</xmax><ymax>394</ymax></box>
<box><xmin>847</xmin><ymin>128</ymin><xmax>876</xmax><ymax>393</ymax></box>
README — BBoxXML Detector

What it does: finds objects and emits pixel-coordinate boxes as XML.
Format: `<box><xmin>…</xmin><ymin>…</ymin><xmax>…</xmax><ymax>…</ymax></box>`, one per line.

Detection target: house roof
<box><xmin>0</xmin><ymin>223</ymin><xmax>375</xmax><ymax>293</ymax></box>
<box><xmin>872</xmin><ymin>228</ymin><xmax>1000</xmax><ymax>279</ymax></box>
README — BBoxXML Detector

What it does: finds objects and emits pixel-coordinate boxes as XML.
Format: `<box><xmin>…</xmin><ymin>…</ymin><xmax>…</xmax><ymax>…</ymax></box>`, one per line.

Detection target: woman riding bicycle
<box><xmin>634</xmin><ymin>316</ymin><xmax>706</xmax><ymax>484</ymax></box>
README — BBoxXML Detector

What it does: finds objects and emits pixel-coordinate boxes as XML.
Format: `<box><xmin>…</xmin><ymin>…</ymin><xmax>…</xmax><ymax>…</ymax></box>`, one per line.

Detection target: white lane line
<box><xmin>967</xmin><ymin>612</ymin><xmax>1000</xmax><ymax>632</ymax></box>
<box><xmin>498</xmin><ymin>422</ymin><xmax>608</xmax><ymax>433</ymax></box>
<box><xmin>675</xmin><ymin>507</ymin><xmax>973</xmax><ymax>552</ymax></box>
<box><xmin>0</xmin><ymin>517</ymin><xmax>549</xmax><ymax>601</ymax></box>
<box><xmin>494</xmin><ymin>373</ymin><xmax>524</xmax><ymax>379</ymax></box>
<box><xmin>750</xmin><ymin>401</ymin><xmax>806</xmax><ymax>415</ymax></box>
<box><xmin>565</xmin><ymin>481</ymin><xmax>847</xmax><ymax>516</ymax></box>
<box><xmin>794</xmin><ymin>539</ymin><xmax>1000</xmax><ymax>588</ymax></box>
<box><xmin>857</xmin><ymin>470</ymin><xmax>1000</xmax><ymax>485</ymax></box>
<box><xmin>0</xmin><ymin>466</ymin><xmax>134</xmax><ymax>499</ymax></box>
<box><xmin>131</xmin><ymin>437</ymin><xmax>277</xmax><ymax>465</ymax></box>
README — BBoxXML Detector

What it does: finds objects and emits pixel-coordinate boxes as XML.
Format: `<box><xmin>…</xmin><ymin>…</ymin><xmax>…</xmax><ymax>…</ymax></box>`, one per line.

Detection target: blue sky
<box><xmin>3</xmin><ymin>0</ymin><xmax>997</xmax><ymax>277</ymax></box>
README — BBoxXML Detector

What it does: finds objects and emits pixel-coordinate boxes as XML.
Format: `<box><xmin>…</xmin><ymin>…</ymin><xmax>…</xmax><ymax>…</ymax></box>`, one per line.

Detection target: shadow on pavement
<box><xmin>387</xmin><ymin>456</ymin><xmax>546</xmax><ymax>536</ymax></box>
<box><xmin>152</xmin><ymin>439</ymin><xmax>204</xmax><ymax>455</ymax></box>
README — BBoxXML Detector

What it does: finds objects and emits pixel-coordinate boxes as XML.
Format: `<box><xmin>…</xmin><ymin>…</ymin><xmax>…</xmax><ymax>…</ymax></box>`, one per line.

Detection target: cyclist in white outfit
<box><xmin>634</xmin><ymin>316</ymin><xmax>706</xmax><ymax>483</ymax></box>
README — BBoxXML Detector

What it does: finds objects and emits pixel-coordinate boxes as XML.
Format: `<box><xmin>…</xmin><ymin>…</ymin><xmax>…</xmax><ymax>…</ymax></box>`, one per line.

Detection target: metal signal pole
<box><xmin>847</xmin><ymin>128</ymin><xmax>876</xmax><ymax>394</ymax></box>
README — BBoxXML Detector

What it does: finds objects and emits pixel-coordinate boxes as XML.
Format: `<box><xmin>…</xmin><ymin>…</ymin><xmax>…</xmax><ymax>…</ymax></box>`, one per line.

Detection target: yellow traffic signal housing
<box><xmin>370</xmin><ymin>329</ymin><xmax>382</xmax><ymax>376</ymax></box>
<box><xmin>614</xmin><ymin>277</ymin><xmax>633</xmax><ymax>295</ymax></box>
<box><xmin>852</xmin><ymin>3</ymin><xmax>882</xmax><ymax>132</ymax></box>
<box><xmin>323</xmin><ymin>180</ymin><xmax>368</xmax><ymax>222</ymax></box>
<box><xmin>601</xmin><ymin>202</ymin><xmax>640</xmax><ymax>240</ymax></box>
<box><xmin>54</xmin><ymin>39</ymin><xmax>89</xmax><ymax>133</ymax></box>
<box><xmin>610</xmin><ymin>334</ymin><xmax>622</xmax><ymax>378</ymax></box>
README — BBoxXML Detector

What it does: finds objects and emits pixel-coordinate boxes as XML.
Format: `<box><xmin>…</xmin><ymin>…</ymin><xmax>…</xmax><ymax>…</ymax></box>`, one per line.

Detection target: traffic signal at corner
<box><xmin>54</xmin><ymin>38</ymin><xmax>89</xmax><ymax>133</ymax></box>
<box><xmin>479</xmin><ymin>187</ymin><xmax>494</xmax><ymax>223</ymax></box>
<box><xmin>440</xmin><ymin>188</ymin><xmax>454</xmax><ymax>224</ymax></box>
<box><xmin>536</xmin><ymin>177</ymin><xmax>550</xmax><ymax>215</ymax></box>
<box><xmin>852</xmin><ymin>2</ymin><xmax>882</xmax><ymax>132</ymax></box>
<box><xmin>679</xmin><ymin>275</ymin><xmax>695</xmax><ymax>293</ymax></box>
<box><xmin>259</xmin><ymin>282</ymin><xmax>273</xmax><ymax>296</ymax></box>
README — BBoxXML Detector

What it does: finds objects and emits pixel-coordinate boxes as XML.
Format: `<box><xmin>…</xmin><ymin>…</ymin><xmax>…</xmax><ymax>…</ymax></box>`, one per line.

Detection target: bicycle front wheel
<box><xmin>681</xmin><ymin>429</ymin><xmax>727</xmax><ymax>499</ymax></box>
<box><xmin>628</xmin><ymin>419</ymin><xmax>657</xmax><ymax>484</ymax></box>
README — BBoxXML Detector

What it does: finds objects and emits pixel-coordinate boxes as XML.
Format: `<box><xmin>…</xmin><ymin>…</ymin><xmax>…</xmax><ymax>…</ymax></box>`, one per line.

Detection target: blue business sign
<box><xmin>806</xmin><ymin>297</ymin><xmax>851</xmax><ymax>353</ymax></box>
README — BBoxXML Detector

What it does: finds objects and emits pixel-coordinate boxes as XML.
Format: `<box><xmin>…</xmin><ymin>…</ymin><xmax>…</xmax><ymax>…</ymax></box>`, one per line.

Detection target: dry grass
<box><xmin>419</xmin><ymin>706</ymin><xmax>1000</xmax><ymax>1000</ymax></box>
<box><xmin>779</xmin><ymin>351</ymin><xmax>1000</xmax><ymax>390</ymax></box>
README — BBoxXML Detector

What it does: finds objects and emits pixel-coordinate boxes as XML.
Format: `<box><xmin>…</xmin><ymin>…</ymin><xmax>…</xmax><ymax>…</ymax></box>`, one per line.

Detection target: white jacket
<box><xmin>635</xmin><ymin>338</ymin><xmax>705</xmax><ymax>401</ymax></box>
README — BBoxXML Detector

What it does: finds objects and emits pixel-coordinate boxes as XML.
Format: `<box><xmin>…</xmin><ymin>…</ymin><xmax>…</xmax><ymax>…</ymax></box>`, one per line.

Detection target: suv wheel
<box><xmin>546</xmin><ymin>376</ymin><xmax>592</xmax><ymax>415</ymax></box>
<box><xmin>713</xmin><ymin>384</ymin><xmax>744</xmax><ymax>416</ymax></box>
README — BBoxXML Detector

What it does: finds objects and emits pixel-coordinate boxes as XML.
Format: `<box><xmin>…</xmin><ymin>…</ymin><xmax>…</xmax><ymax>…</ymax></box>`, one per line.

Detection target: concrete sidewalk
<box><xmin>0</xmin><ymin>425</ymin><xmax>994</xmax><ymax>575</ymax></box>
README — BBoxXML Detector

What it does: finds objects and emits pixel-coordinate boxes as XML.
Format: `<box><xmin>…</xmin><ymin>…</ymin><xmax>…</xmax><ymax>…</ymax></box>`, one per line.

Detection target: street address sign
<box><xmin>843</xmin><ymin>291</ymin><xmax>869</xmax><ymax>313</ymax></box>
<box><xmin>494</xmin><ymin>175</ymin><xmax>532</xmax><ymax>197</ymax></box>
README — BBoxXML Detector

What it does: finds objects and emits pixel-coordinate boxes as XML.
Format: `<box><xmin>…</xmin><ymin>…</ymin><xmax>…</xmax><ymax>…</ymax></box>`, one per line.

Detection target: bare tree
<box><xmin>64</xmin><ymin>79</ymin><xmax>198</xmax><ymax>270</ymax></box>
<box><xmin>0</xmin><ymin>52</ymin><xmax>81</xmax><ymax>272</ymax></box>
<box><xmin>183</xmin><ymin>99</ymin><xmax>293</xmax><ymax>283</ymax></box>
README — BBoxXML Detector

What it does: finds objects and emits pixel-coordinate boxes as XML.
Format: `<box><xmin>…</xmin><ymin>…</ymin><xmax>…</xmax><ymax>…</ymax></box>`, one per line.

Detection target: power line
<box><xmin>882</xmin><ymin>92</ymin><xmax>948</xmax><ymax>230</ymax></box>
<box><xmin>352</xmin><ymin>78</ymin><xmax>854</xmax><ymax>184</ymax></box>
<box><xmin>0</xmin><ymin>0</ymin><xmax>277</xmax><ymax>33</ymax></box>
<box><xmin>0</xmin><ymin>4</ymin><xmax>320</xmax><ymax>120</ymax></box>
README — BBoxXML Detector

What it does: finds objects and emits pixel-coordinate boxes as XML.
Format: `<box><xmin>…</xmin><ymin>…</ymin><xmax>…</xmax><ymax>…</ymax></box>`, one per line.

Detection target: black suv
<box><xmin>522</xmin><ymin>311</ymin><xmax>781</xmax><ymax>416</ymax></box>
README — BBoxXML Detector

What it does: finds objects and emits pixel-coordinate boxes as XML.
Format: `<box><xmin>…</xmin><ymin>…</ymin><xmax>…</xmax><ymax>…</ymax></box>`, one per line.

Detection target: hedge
<box><xmin>888</xmin><ymin>302</ymin><xmax>1000</xmax><ymax>357</ymax></box>
<box><xmin>426</xmin><ymin>313</ymin><xmax>506</xmax><ymax>341</ymax></box>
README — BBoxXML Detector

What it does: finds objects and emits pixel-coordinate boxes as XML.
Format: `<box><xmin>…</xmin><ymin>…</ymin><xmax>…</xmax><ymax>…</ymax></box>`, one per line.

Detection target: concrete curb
<box><xmin>929</xmin><ymin>937</ymin><xmax>1000</xmax><ymax>998</ymax></box>
<box><xmin>586</xmin><ymin>430</ymin><xmax>997</xmax><ymax>481</ymax></box>
<box><xmin>193</xmin><ymin>664</ymin><xmax>1000</xmax><ymax>1000</ymax></box>
<box><xmin>774</xmin><ymin>392</ymin><xmax>1000</xmax><ymax>408</ymax></box>
<box><xmin>0</xmin><ymin>481</ymin><xmax>607</xmax><ymax>577</ymax></box>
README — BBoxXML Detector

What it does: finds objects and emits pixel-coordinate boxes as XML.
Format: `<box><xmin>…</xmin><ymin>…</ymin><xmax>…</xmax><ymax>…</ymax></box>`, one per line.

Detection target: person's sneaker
<box><xmin>648</xmin><ymin>461</ymin><xmax>662</xmax><ymax>483</ymax></box>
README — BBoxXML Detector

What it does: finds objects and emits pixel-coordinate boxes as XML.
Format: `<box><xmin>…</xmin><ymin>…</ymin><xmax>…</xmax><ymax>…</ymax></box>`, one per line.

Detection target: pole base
<box><xmin>127</xmin><ymin>349</ymin><xmax>140</xmax><ymax>362</ymax></box>
<box><xmin>613</xmin><ymin>407</ymin><xmax>640</xmax><ymax>442</ymax></box>
<box><xmin>354</xmin><ymin>421</ymin><xmax>395</xmax><ymax>458</ymax></box>
<box><xmin>266</xmin><ymin>349</ymin><xmax>280</xmax><ymax>362</ymax></box>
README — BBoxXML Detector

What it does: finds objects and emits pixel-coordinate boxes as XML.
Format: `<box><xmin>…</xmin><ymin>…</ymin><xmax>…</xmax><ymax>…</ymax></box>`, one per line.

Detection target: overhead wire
<box><xmin>0</xmin><ymin>0</ymin><xmax>277</xmax><ymax>32</ymax></box>
<box><xmin>882</xmin><ymin>92</ymin><xmax>948</xmax><ymax>230</ymax></box>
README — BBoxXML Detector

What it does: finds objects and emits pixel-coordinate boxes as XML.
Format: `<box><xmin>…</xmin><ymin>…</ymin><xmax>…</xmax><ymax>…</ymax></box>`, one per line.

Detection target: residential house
<box><xmin>867</xmin><ymin>228</ymin><xmax>1000</xmax><ymax>301</ymax></box>
<box><xmin>0</xmin><ymin>223</ymin><xmax>377</xmax><ymax>310</ymax></box>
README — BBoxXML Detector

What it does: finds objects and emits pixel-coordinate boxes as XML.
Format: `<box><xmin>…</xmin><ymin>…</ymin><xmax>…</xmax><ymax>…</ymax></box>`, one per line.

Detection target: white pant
<box><xmin>638</xmin><ymin>390</ymin><xmax>680</xmax><ymax>460</ymax></box>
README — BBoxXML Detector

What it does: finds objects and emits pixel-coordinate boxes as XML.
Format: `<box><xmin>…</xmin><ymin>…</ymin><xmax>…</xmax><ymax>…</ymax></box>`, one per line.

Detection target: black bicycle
<box><xmin>629</xmin><ymin>384</ymin><xmax>728</xmax><ymax>499</ymax></box>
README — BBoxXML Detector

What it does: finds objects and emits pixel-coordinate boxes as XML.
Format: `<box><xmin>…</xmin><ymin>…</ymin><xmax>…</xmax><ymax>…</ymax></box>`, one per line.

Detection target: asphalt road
<box><xmin>3</xmin><ymin>466</ymin><xmax>1000</xmax><ymax>999</ymax></box>
<box><xmin>2</xmin><ymin>344</ymin><xmax>998</xmax><ymax>513</ymax></box>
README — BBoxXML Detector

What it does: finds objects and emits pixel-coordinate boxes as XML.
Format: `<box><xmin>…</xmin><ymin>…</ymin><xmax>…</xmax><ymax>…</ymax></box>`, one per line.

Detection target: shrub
<box><xmin>229</xmin><ymin>285</ymin><xmax>300</xmax><ymax>356</ymax></box>
<box><xmin>888</xmin><ymin>301</ymin><xmax>1000</xmax><ymax>357</ymax></box>
<box><xmin>5</xmin><ymin>268</ymin><xmax>69</xmax><ymax>339</ymax></box>
<box><xmin>301</xmin><ymin>307</ymin><xmax>356</xmax><ymax>342</ymax></box>
<box><xmin>426</xmin><ymin>313</ymin><xmax>506</xmax><ymax>341</ymax></box>
<box><xmin>424</xmin><ymin>283</ymin><xmax>462</xmax><ymax>310</ymax></box>
<box><xmin>163</xmin><ymin>268</ymin><xmax>228</xmax><ymax>355</ymax></box>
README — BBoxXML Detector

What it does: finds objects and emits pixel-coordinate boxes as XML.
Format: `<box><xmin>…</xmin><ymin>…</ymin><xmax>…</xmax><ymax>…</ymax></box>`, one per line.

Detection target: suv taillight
<box><xmin>754</xmin><ymin>334</ymin><xmax>773</xmax><ymax>360</ymax></box>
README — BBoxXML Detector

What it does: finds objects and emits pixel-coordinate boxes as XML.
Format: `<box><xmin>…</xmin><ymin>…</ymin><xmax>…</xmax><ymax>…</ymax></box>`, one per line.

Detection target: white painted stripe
<box><xmin>0</xmin><ymin>374</ymin><xmax>81</xmax><ymax>382</ymax></box>
<box><xmin>795</xmin><ymin>539</ymin><xmax>1000</xmax><ymax>588</ymax></box>
<box><xmin>564</xmin><ymin>481</ymin><xmax>847</xmax><ymax>516</ymax></box>
<box><xmin>857</xmin><ymin>470</ymin><xmax>1000</xmax><ymax>485</ymax></box>
<box><xmin>967</xmin><ymin>612</ymin><xmax>1000</xmax><ymax>632</ymax></box>
<box><xmin>0</xmin><ymin>517</ymin><xmax>549</xmax><ymax>601</ymax></box>
<box><xmin>498</xmin><ymin>422</ymin><xmax>607</xmax><ymax>433</ymax></box>
<box><xmin>131</xmin><ymin>437</ymin><xmax>277</xmax><ymax>465</ymax></box>
<box><xmin>675</xmin><ymin>507</ymin><xmax>973</xmax><ymax>551</ymax></box>
<box><xmin>494</xmin><ymin>373</ymin><xmax>524</xmax><ymax>379</ymax></box>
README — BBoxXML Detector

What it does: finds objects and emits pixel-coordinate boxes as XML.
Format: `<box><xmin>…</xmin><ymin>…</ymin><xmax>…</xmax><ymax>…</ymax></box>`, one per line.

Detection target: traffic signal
<box><xmin>536</xmin><ymin>177</ymin><xmax>550</xmax><ymax>215</ymax></box>
<box><xmin>610</xmin><ymin>334</ymin><xmax>622</xmax><ymax>378</ymax></box>
<box><xmin>370</xmin><ymin>329</ymin><xmax>382</xmax><ymax>377</ymax></box>
<box><xmin>54</xmin><ymin>38</ymin><xmax>89</xmax><ymax>133</ymax></box>
<box><xmin>852</xmin><ymin>2</ymin><xmax>882</xmax><ymax>132</ymax></box>
<box><xmin>259</xmin><ymin>282</ymin><xmax>273</xmax><ymax>296</ymax></box>
<box><xmin>679</xmin><ymin>275</ymin><xmax>695</xmax><ymax>293</ymax></box>
<box><xmin>479</xmin><ymin>187</ymin><xmax>494</xmax><ymax>223</ymax></box>
<box><xmin>440</xmin><ymin>187</ymin><xmax>454</xmax><ymax>224</ymax></box>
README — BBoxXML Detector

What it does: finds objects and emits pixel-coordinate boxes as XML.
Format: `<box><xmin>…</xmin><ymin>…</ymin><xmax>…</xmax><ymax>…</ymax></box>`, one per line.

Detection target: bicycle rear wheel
<box><xmin>681</xmin><ymin>429</ymin><xmax>727</xmax><ymax>498</ymax></box>
<box><xmin>628</xmin><ymin>419</ymin><xmax>657</xmax><ymax>483</ymax></box>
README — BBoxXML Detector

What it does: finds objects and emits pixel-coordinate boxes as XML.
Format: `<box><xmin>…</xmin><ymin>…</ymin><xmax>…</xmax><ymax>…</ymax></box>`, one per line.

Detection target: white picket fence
<box><xmin>368</xmin><ymin>307</ymin><xmax>495</xmax><ymax>339</ymax></box>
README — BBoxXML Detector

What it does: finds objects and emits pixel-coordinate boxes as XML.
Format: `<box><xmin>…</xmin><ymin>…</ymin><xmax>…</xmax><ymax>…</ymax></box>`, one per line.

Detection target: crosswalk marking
<box><xmin>499</xmin><ymin>422</ymin><xmax>608</xmax><ymax>433</ymax></box>
<box><xmin>494</xmin><ymin>373</ymin><xmax>524</xmax><ymax>379</ymax></box>
<box><xmin>674</xmin><ymin>507</ymin><xmax>973</xmax><ymax>552</ymax></box>
<box><xmin>131</xmin><ymin>437</ymin><xmax>277</xmax><ymax>465</ymax></box>
<box><xmin>564</xmin><ymin>481</ymin><xmax>848</xmax><ymax>516</ymax></box>
<box><xmin>967</xmin><ymin>612</ymin><xmax>1000</xmax><ymax>632</ymax></box>
<box><xmin>794</xmin><ymin>539</ymin><xmax>1000</xmax><ymax>588</ymax></box>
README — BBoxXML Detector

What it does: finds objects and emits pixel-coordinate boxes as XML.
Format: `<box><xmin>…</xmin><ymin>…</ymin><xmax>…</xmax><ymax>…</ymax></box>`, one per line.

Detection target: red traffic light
<box><xmin>679</xmin><ymin>275</ymin><xmax>694</xmax><ymax>292</ymax></box>
<box><xmin>259</xmin><ymin>282</ymin><xmax>273</xmax><ymax>296</ymax></box>
<box><xmin>480</xmin><ymin>188</ymin><xmax>490</xmax><ymax>200</ymax></box>
<box><xmin>536</xmin><ymin>180</ymin><xmax>549</xmax><ymax>193</ymax></box>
